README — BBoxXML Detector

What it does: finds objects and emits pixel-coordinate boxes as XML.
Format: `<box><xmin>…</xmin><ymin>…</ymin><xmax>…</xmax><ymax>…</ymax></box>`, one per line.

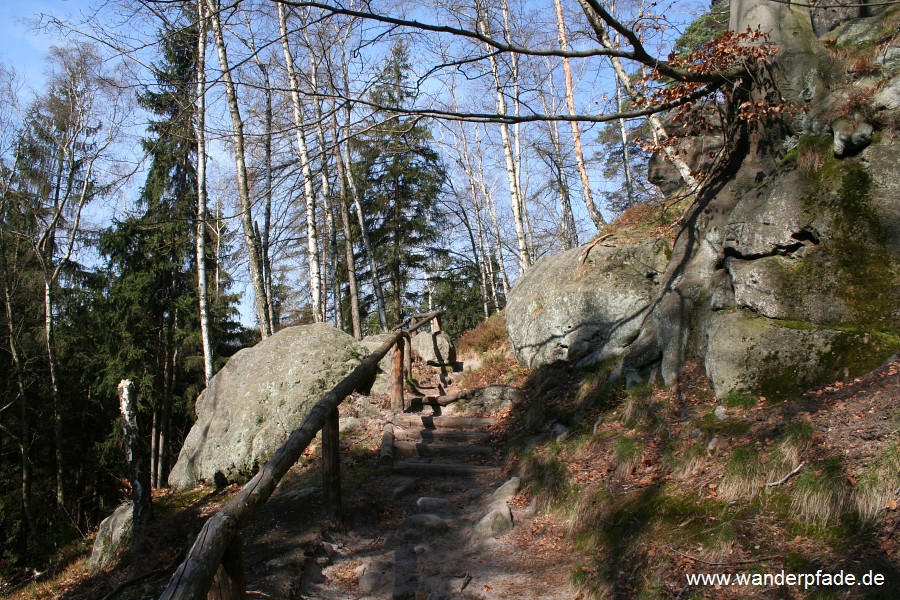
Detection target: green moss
<box><xmin>779</xmin><ymin>158</ymin><xmax>900</xmax><ymax>335</ymax></box>
<box><xmin>750</xmin><ymin>324</ymin><xmax>897</xmax><ymax>402</ymax></box>
<box><xmin>724</xmin><ymin>391</ymin><xmax>757</xmax><ymax>409</ymax></box>
<box><xmin>699</xmin><ymin>410</ymin><xmax>752</xmax><ymax>436</ymax></box>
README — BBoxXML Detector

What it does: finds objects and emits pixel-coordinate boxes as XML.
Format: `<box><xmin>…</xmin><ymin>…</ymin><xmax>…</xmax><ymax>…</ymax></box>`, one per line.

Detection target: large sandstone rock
<box><xmin>705</xmin><ymin>312</ymin><xmax>896</xmax><ymax>400</ymax></box>
<box><xmin>89</xmin><ymin>503</ymin><xmax>133</xmax><ymax>573</ymax></box>
<box><xmin>360</xmin><ymin>332</ymin><xmax>397</xmax><ymax>395</ymax></box>
<box><xmin>410</xmin><ymin>331</ymin><xmax>456</xmax><ymax>365</ymax></box>
<box><xmin>722</xmin><ymin>143</ymin><xmax>900</xmax><ymax>335</ymax></box>
<box><xmin>505</xmin><ymin>239</ymin><xmax>670</xmax><ymax>368</ymax></box>
<box><xmin>168</xmin><ymin>324</ymin><xmax>367</xmax><ymax>488</ymax></box>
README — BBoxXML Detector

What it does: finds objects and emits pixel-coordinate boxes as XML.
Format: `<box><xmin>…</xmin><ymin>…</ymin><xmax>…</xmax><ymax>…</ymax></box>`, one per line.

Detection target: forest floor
<box><xmin>4</xmin><ymin>317</ymin><xmax>899</xmax><ymax>599</ymax></box>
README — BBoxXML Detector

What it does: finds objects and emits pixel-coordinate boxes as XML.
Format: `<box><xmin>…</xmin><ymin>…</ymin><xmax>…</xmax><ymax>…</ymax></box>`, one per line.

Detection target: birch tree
<box><xmin>15</xmin><ymin>45</ymin><xmax>125</xmax><ymax>509</ymax></box>
<box><xmin>195</xmin><ymin>0</ymin><xmax>214</xmax><ymax>385</ymax></box>
<box><xmin>206</xmin><ymin>0</ymin><xmax>272</xmax><ymax>338</ymax></box>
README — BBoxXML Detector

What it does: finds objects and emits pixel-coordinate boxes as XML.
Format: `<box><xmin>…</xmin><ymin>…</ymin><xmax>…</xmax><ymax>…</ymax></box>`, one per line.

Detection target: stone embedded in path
<box><xmin>417</xmin><ymin>496</ymin><xmax>451</xmax><ymax>513</ymax></box>
<box><xmin>490</xmin><ymin>477</ymin><xmax>521</xmax><ymax>504</ymax></box>
<box><xmin>390</xmin><ymin>476</ymin><xmax>417</xmax><ymax>499</ymax></box>
<box><xmin>471</xmin><ymin>504</ymin><xmax>514</xmax><ymax>543</ymax></box>
<box><xmin>400</xmin><ymin>513</ymin><xmax>450</xmax><ymax>541</ymax></box>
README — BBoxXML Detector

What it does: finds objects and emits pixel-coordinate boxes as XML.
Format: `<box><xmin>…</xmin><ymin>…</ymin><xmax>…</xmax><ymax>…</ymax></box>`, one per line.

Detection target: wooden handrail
<box><xmin>160</xmin><ymin>312</ymin><xmax>441</xmax><ymax>600</ymax></box>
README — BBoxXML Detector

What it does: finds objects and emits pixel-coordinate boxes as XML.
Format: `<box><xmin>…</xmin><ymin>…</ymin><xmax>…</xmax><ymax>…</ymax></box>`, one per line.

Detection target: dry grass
<box><xmin>796</xmin><ymin>141</ymin><xmax>829</xmax><ymax>174</ymax></box>
<box><xmin>826</xmin><ymin>86</ymin><xmax>877</xmax><ymax>123</ymax></box>
<box><xmin>613</xmin><ymin>435</ymin><xmax>642</xmax><ymax>478</ymax></box>
<box><xmin>847</xmin><ymin>53</ymin><xmax>879</xmax><ymax>76</ymax></box>
<box><xmin>854</xmin><ymin>441</ymin><xmax>900</xmax><ymax>521</ymax></box>
<box><xmin>719</xmin><ymin>446</ymin><xmax>764</xmax><ymax>501</ymax></box>
<box><xmin>780</xmin><ymin>420</ymin><xmax>813</xmax><ymax>467</ymax></box>
<box><xmin>456</xmin><ymin>311</ymin><xmax>507</xmax><ymax>357</ymax></box>
<box><xmin>790</xmin><ymin>458</ymin><xmax>850</xmax><ymax>524</ymax></box>
<box><xmin>610</xmin><ymin>201</ymin><xmax>660</xmax><ymax>229</ymax></box>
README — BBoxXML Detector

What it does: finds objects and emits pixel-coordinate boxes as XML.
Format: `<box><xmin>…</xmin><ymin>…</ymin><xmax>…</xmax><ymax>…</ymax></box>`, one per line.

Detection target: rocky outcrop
<box><xmin>505</xmin><ymin>238</ymin><xmax>670</xmax><ymax>368</ymax></box>
<box><xmin>506</xmin><ymin>9</ymin><xmax>900</xmax><ymax>399</ymax></box>
<box><xmin>89</xmin><ymin>503</ymin><xmax>133</xmax><ymax>573</ymax></box>
<box><xmin>410</xmin><ymin>331</ymin><xmax>456</xmax><ymax>365</ymax></box>
<box><xmin>168</xmin><ymin>324</ymin><xmax>367</xmax><ymax>488</ymax></box>
<box><xmin>705</xmin><ymin>312</ymin><xmax>896</xmax><ymax>400</ymax></box>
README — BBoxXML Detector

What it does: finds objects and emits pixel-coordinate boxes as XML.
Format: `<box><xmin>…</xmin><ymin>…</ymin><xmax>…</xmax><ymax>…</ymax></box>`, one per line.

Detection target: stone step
<box><xmin>393</xmin><ymin>440</ymin><xmax>496</xmax><ymax>458</ymax></box>
<box><xmin>393</xmin><ymin>427</ymin><xmax>491</xmax><ymax>444</ymax></box>
<box><xmin>392</xmin><ymin>461</ymin><xmax>501</xmax><ymax>477</ymax></box>
<box><xmin>393</xmin><ymin>414</ymin><xmax>499</xmax><ymax>430</ymax></box>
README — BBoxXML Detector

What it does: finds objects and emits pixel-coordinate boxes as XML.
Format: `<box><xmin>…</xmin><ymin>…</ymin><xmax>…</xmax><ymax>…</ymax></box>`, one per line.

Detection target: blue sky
<box><xmin>0</xmin><ymin>1</ymin><xmax>90</xmax><ymax>96</ymax></box>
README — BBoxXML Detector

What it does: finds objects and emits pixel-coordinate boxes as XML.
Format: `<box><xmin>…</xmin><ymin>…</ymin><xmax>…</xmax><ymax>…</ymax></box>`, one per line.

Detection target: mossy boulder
<box><xmin>88</xmin><ymin>503</ymin><xmax>133</xmax><ymax>573</ymax></box>
<box><xmin>505</xmin><ymin>238</ymin><xmax>670</xmax><ymax>368</ymax></box>
<box><xmin>168</xmin><ymin>323</ymin><xmax>367</xmax><ymax>488</ymax></box>
<box><xmin>705</xmin><ymin>311</ymin><xmax>898</xmax><ymax>400</ymax></box>
<box><xmin>724</xmin><ymin>138</ymin><xmax>900</xmax><ymax>336</ymax></box>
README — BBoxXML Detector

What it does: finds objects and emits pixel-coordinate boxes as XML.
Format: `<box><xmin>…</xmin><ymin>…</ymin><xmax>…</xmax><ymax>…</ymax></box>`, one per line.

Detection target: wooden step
<box><xmin>392</xmin><ymin>461</ymin><xmax>501</xmax><ymax>477</ymax></box>
<box><xmin>393</xmin><ymin>427</ymin><xmax>491</xmax><ymax>443</ymax></box>
<box><xmin>393</xmin><ymin>440</ymin><xmax>495</xmax><ymax>458</ymax></box>
<box><xmin>393</xmin><ymin>415</ymin><xmax>499</xmax><ymax>430</ymax></box>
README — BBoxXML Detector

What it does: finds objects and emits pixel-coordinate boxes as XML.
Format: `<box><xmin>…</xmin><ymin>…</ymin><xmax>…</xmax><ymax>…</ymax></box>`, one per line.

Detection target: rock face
<box><xmin>168</xmin><ymin>324</ymin><xmax>366</xmax><ymax>488</ymax></box>
<box><xmin>506</xmin><ymin>10</ymin><xmax>900</xmax><ymax>399</ymax></box>
<box><xmin>505</xmin><ymin>239</ymin><xmax>670</xmax><ymax>368</ymax></box>
<box><xmin>705</xmin><ymin>312</ymin><xmax>896</xmax><ymax>400</ymax></box>
<box><xmin>410</xmin><ymin>331</ymin><xmax>456</xmax><ymax>365</ymax></box>
<box><xmin>89</xmin><ymin>503</ymin><xmax>133</xmax><ymax>573</ymax></box>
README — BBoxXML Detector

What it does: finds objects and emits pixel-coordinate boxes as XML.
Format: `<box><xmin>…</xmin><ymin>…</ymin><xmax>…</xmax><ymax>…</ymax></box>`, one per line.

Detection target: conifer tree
<box><xmin>353</xmin><ymin>42</ymin><xmax>447</xmax><ymax>326</ymax></box>
<box><xmin>101</xmin><ymin>17</ymin><xmax>205</xmax><ymax>493</ymax></box>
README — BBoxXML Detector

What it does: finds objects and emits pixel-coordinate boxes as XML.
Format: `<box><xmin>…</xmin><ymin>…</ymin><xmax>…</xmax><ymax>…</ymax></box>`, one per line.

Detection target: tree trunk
<box><xmin>195</xmin><ymin>0</ymin><xmax>214</xmax><ymax>385</ymax></box>
<box><xmin>477</xmin><ymin>8</ymin><xmax>530</xmax><ymax>275</ymax></box>
<box><xmin>278</xmin><ymin>3</ymin><xmax>324</xmax><ymax>323</ymax></box>
<box><xmin>206</xmin><ymin>0</ymin><xmax>271</xmax><ymax>339</ymax></box>
<box><xmin>615</xmin><ymin>75</ymin><xmax>636</xmax><ymax>208</ymax></box>
<box><xmin>0</xmin><ymin>226</ymin><xmax>32</xmax><ymax>534</ymax></box>
<box><xmin>577</xmin><ymin>0</ymin><xmax>699</xmax><ymax>190</ymax></box>
<box><xmin>534</xmin><ymin>57</ymin><xmax>578</xmax><ymax>249</ymax></box>
<box><xmin>338</xmin><ymin>42</ymin><xmax>388</xmax><ymax>331</ymax></box>
<box><xmin>119</xmin><ymin>379</ymin><xmax>152</xmax><ymax>531</ymax></box>
<box><xmin>555</xmin><ymin>0</ymin><xmax>605</xmax><ymax>229</ymax></box>
<box><xmin>44</xmin><ymin>280</ymin><xmax>65</xmax><ymax>510</ymax></box>
<box><xmin>332</xmin><ymin>117</ymin><xmax>362</xmax><ymax>339</ymax></box>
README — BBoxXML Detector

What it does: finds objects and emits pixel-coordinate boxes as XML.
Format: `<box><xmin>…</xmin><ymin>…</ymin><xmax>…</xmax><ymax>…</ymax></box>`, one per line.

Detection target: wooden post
<box><xmin>402</xmin><ymin>332</ymin><xmax>412</xmax><ymax>379</ymax></box>
<box><xmin>322</xmin><ymin>406</ymin><xmax>341</xmax><ymax>525</ymax></box>
<box><xmin>390</xmin><ymin>337</ymin><xmax>405</xmax><ymax>412</ymax></box>
<box><xmin>431</xmin><ymin>314</ymin><xmax>442</xmax><ymax>333</ymax></box>
<box><xmin>378</xmin><ymin>422</ymin><xmax>395</xmax><ymax>466</ymax></box>
<box><xmin>208</xmin><ymin>535</ymin><xmax>246</xmax><ymax>600</ymax></box>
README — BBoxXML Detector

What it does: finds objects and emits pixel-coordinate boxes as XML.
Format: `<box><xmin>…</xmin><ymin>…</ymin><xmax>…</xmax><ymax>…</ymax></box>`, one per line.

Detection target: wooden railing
<box><xmin>159</xmin><ymin>312</ymin><xmax>442</xmax><ymax>600</ymax></box>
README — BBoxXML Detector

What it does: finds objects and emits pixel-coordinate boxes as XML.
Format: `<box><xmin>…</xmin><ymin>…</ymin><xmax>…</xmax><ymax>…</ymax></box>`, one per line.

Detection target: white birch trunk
<box><xmin>206</xmin><ymin>0</ymin><xmax>271</xmax><ymax>338</ymax></box>
<box><xmin>555</xmin><ymin>0</ymin><xmax>606</xmax><ymax>229</ymax></box>
<box><xmin>195</xmin><ymin>0</ymin><xmax>214</xmax><ymax>385</ymax></box>
<box><xmin>278</xmin><ymin>3</ymin><xmax>323</xmax><ymax>323</ymax></box>
<box><xmin>477</xmin><ymin>10</ymin><xmax>531</xmax><ymax>275</ymax></box>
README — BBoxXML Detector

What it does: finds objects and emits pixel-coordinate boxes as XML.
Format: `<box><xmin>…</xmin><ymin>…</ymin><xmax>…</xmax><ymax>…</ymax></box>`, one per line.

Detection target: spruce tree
<box><xmin>353</xmin><ymin>42</ymin><xmax>447</xmax><ymax>326</ymax></box>
<box><xmin>101</xmin><ymin>17</ymin><xmax>210</xmax><ymax>496</ymax></box>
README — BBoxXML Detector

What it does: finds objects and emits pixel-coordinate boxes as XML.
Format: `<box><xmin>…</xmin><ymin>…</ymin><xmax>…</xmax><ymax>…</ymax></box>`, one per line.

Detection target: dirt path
<box><xmin>239</xmin><ymin>362</ymin><xmax>579</xmax><ymax>600</ymax></box>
